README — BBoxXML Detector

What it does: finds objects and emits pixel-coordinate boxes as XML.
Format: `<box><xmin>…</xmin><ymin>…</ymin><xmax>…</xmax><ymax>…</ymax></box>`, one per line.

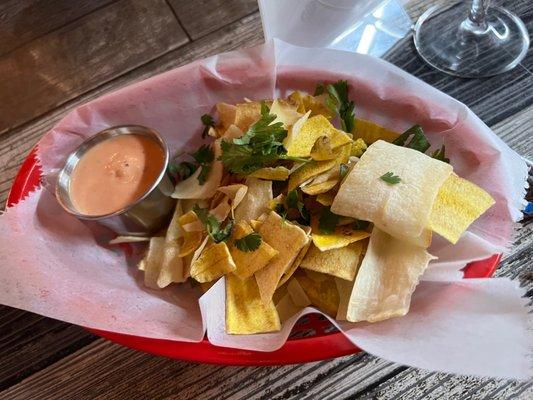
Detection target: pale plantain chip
<box><xmin>287</xmin><ymin>278</ymin><xmax>311</xmax><ymax>307</ymax></box>
<box><xmin>347</xmin><ymin>227</ymin><xmax>435</xmax><ymax>323</ymax></box>
<box><xmin>139</xmin><ymin>237</ymin><xmax>166</xmax><ymax>289</ymax></box>
<box><xmin>331</xmin><ymin>140</ymin><xmax>453</xmax><ymax>240</ymax></box>
<box><xmin>275</xmin><ymin>293</ymin><xmax>301</xmax><ymax>323</ymax></box>
<box><xmin>226</xmin><ymin>274</ymin><xmax>281</xmax><ymax>334</ymax></box>
<box><xmin>217</xmin><ymin>184</ymin><xmax>248</xmax><ymax>210</ymax></box>
<box><xmin>158</xmin><ymin>201</ymin><xmax>186</xmax><ymax>287</ymax></box>
<box><xmin>270</xmin><ymin>99</ymin><xmax>303</xmax><ymax>128</ymax></box>
<box><xmin>234</xmin><ymin>177</ymin><xmax>273</xmax><ymax>222</ymax></box>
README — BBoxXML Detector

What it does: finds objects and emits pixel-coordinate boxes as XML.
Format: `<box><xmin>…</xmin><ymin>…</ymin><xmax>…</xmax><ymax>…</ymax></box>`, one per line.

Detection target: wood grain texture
<box><xmin>0</xmin><ymin>0</ymin><xmax>188</xmax><ymax>135</ymax></box>
<box><xmin>167</xmin><ymin>0</ymin><xmax>258</xmax><ymax>39</ymax></box>
<box><xmin>0</xmin><ymin>0</ymin><xmax>116</xmax><ymax>55</ymax></box>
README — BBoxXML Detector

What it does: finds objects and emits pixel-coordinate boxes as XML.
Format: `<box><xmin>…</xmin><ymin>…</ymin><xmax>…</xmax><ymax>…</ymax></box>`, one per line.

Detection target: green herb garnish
<box><xmin>219</xmin><ymin>103</ymin><xmax>290</xmax><ymax>174</ymax></box>
<box><xmin>274</xmin><ymin>203</ymin><xmax>287</xmax><ymax>220</ymax></box>
<box><xmin>325</xmin><ymin>80</ymin><xmax>356</xmax><ymax>133</ymax></box>
<box><xmin>168</xmin><ymin>161</ymin><xmax>197</xmax><ymax>182</ymax></box>
<box><xmin>201</xmin><ymin>114</ymin><xmax>215</xmax><ymax>139</ymax></box>
<box><xmin>380</xmin><ymin>172</ymin><xmax>401</xmax><ymax>185</ymax></box>
<box><xmin>189</xmin><ymin>145</ymin><xmax>214</xmax><ymax>185</ymax></box>
<box><xmin>193</xmin><ymin>205</ymin><xmax>234</xmax><ymax>243</ymax></box>
<box><xmin>318</xmin><ymin>207</ymin><xmax>339</xmax><ymax>234</ymax></box>
<box><xmin>431</xmin><ymin>144</ymin><xmax>450</xmax><ymax>163</ymax></box>
<box><xmin>235</xmin><ymin>232</ymin><xmax>262</xmax><ymax>252</ymax></box>
<box><xmin>392</xmin><ymin>125</ymin><xmax>430</xmax><ymax>153</ymax></box>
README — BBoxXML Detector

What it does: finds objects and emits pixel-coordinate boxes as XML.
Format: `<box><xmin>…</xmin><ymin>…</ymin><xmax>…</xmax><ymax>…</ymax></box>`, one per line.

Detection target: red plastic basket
<box><xmin>7</xmin><ymin>148</ymin><xmax>501</xmax><ymax>365</ymax></box>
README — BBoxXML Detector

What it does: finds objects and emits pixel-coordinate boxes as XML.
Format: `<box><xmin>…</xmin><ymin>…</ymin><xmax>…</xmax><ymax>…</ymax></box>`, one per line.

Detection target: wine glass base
<box><xmin>414</xmin><ymin>2</ymin><xmax>530</xmax><ymax>78</ymax></box>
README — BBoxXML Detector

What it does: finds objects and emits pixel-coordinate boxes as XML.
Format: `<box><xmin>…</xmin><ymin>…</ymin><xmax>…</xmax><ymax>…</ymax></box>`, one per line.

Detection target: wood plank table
<box><xmin>0</xmin><ymin>0</ymin><xmax>531</xmax><ymax>398</ymax></box>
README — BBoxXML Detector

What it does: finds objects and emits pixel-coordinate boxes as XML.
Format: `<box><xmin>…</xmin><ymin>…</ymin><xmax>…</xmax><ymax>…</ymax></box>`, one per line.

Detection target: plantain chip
<box><xmin>234</xmin><ymin>102</ymin><xmax>261</xmax><ymax>131</ymax></box>
<box><xmin>288</xmin><ymin>159</ymin><xmax>337</xmax><ymax>191</ymax></box>
<box><xmin>301</xmin><ymin>180</ymin><xmax>338</xmax><ymax>196</ymax></box>
<box><xmin>352</xmin><ymin>118</ymin><xmax>399</xmax><ymax>144</ymax></box>
<box><xmin>226</xmin><ymin>274</ymin><xmax>281</xmax><ymax>334</ymax></box>
<box><xmin>190</xmin><ymin>241</ymin><xmax>236</xmax><ymax>283</ymax></box>
<box><xmin>294</xmin><ymin>270</ymin><xmax>339</xmax><ymax>317</ymax></box>
<box><xmin>270</xmin><ymin>99</ymin><xmax>303</xmax><ymax>128</ymax></box>
<box><xmin>300</xmin><ymin>241</ymin><xmax>363</xmax><ymax>281</ymax></box>
<box><xmin>249</xmin><ymin>166</ymin><xmax>290</xmax><ymax>181</ymax></box>
<box><xmin>234</xmin><ymin>177</ymin><xmax>273</xmax><ymax>222</ymax></box>
<box><xmin>217</xmin><ymin>102</ymin><xmax>237</xmax><ymax>130</ymax></box>
<box><xmin>229</xmin><ymin>221</ymin><xmax>278</xmax><ymax>280</ymax></box>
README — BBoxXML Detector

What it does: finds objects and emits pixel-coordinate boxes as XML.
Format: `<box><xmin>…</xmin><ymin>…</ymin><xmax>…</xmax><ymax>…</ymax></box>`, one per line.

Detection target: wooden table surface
<box><xmin>0</xmin><ymin>0</ymin><xmax>531</xmax><ymax>398</ymax></box>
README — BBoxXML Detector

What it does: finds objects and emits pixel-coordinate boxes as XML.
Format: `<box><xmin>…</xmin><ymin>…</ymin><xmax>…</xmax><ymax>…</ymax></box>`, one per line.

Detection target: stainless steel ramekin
<box><xmin>55</xmin><ymin>125</ymin><xmax>175</xmax><ymax>236</ymax></box>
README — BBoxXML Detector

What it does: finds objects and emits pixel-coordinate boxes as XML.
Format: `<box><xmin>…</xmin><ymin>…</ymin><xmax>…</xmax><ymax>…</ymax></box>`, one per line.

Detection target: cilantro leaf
<box><xmin>286</xmin><ymin>189</ymin><xmax>299</xmax><ymax>209</ymax></box>
<box><xmin>392</xmin><ymin>125</ymin><xmax>431</xmax><ymax>153</ymax></box>
<box><xmin>201</xmin><ymin>114</ymin><xmax>215</xmax><ymax>139</ymax></box>
<box><xmin>297</xmin><ymin>202</ymin><xmax>311</xmax><ymax>225</ymax></box>
<box><xmin>168</xmin><ymin>161</ymin><xmax>197</xmax><ymax>182</ymax></box>
<box><xmin>219</xmin><ymin>103</ymin><xmax>290</xmax><ymax>174</ymax></box>
<box><xmin>325</xmin><ymin>80</ymin><xmax>355</xmax><ymax>133</ymax></box>
<box><xmin>318</xmin><ymin>207</ymin><xmax>339</xmax><ymax>234</ymax></box>
<box><xmin>380</xmin><ymin>171</ymin><xmax>401</xmax><ymax>185</ymax></box>
<box><xmin>235</xmin><ymin>232</ymin><xmax>262</xmax><ymax>252</ymax></box>
<box><xmin>431</xmin><ymin>144</ymin><xmax>450</xmax><ymax>163</ymax></box>
<box><xmin>191</xmin><ymin>145</ymin><xmax>214</xmax><ymax>165</ymax></box>
<box><xmin>197</xmin><ymin>165</ymin><xmax>211</xmax><ymax>185</ymax></box>
<box><xmin>314</xmin><ymin>83</ymin><xmax>325</xmax><ymax>96</ymax></box>
<box><xmin>193</xmin><ymin>205</ymin><xmax>233</xmax><ymax>243</ymax></box>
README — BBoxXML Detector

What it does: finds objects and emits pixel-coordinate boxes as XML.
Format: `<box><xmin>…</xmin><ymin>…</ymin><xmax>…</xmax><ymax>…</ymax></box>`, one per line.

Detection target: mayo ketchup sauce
<box><xmin>69</xmin><ymin>134</ymin><xmax>165</xmax><ymax>216</ymax></box>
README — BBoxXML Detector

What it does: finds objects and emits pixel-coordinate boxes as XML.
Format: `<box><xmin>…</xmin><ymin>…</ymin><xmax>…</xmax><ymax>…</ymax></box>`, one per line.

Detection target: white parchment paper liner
<box><xmin>0</xmin><ymin>40</ymin><xmax>530</xmax><ymax>379</ymax></box>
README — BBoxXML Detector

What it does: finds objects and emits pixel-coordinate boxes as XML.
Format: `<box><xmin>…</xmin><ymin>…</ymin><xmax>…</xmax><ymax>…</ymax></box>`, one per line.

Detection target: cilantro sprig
<box><xmin>219</xmin><ymin>103</ymin><xmax>294</xmax><ymax>174</ymax></box>
<box><xmin>393</xmin><ymin>125</ymin><xmax>450</xmax><ymax>163</ymax></box>
<box><xmin>193</xmin><ymin>205</ymin><xmax>234</xmax><ymax>243</ymax></box>
<box><xmin>380</xmin><ymin>172</ymin><xmax>401</xmax><ymax>185</ymax></box>
<box><xmin>318</xmin><ymin>207</ymin><xmax>340</xmax><ymax>234</ymax></box>
<box><xmin>168</xmin><ymin>144</ymin><xmax>214</xmax><ymax>185</ymax></box>
<box><xmin>235</xmin><ymin>233</ymin><xmax>262</xmax><ymax>252</ymax></box>
<box><xmin>201</xmin><ymin>114</ymin><xmax>215</xmax><ymax>139</ymax></box>
<box><xmin>316</xmin><ymin>80</ymin><xmax>355</xmax><ymax>133</ymax></box>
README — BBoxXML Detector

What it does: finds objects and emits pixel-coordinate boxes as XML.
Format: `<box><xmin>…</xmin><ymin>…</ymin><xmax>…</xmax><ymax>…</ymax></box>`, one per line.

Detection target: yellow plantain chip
<box><xmin>310</xmin><ymin>136</ymin><xmax>335</xmax><ymax>160</ymax></box>
<box><xmin>300</xmin><ymin>242</ymin><xmax>363</xmax><ymax>281</ymax></box>
<box><xmin>352</xmin><ymin>118</ymin><xmax>399</xmax><ymax>144</ymax></box>
<box><xmin>284</xmin><ymin>111</ymin><xmax>311</xmax><ymax>151</ymax></box>
<box><xmin>249</xmin><ymin>219</ymin><xmax>262</xmax><ymax>231</ymax></box>
<box><xmin>139</xmin><ymin>237</ymin><xmax>166</xmax><ymax>289</ymax></box>
<box><xmin>287</xmin><ymin>278</ymin><xmax>311</xmax><ymax>307</ymax></box>
<box><xmin>226</xmin><ymin>274</ymin><xmax>281</xmax><ymax>334</ymax></box>
<box><xmin>287</xmin><ymin>91</ymin><xmax>334</xmax><ymax>118</ymax></box>
<box><xmin>190</xmin><ymin>241</ymin><xmax>236</xmax><ymax>283</ymax></box>
<box><xmin>229</xmin><ymin>221</ymin><xmax>279</xmax><ymax>280</ymax></box>
<box><xmin>316</xmin><ymin>191</ymin><xmax>336</xmax><ymax>206</ymax></box>
<box><xmin>286</xmin><ymin>115</ymin><xmax>352</xmax><ymax>158</ymax></box>
<box><xmin>335</xmin><ymin>277</ymin><xmax>354</xmax><ymax>321</ymax></box>
<box><xmin>288</xmin><ymin>159</ymin><xmax>337</xmax><ymax>191</ymax></box>
<box><xmin>294</xmin><ymin>270</ymin><xmax>339</xmax><ymax>317</ymax></box>
<box><xmin>234</xmin><ymin>177</ymin><xmax>273</xmax><ymax>222</ymax></box>
<box><xmin>347</xmin><ymin>227</ymin><xmax>435</xmax><ymax>323</ymax></box>
<box><xmin>249</xmin><ymin>166</ymin><xmax>290</xmax><ymax>181</ymax></box>
<box><xmin>254</xmin><ymin>212</ymin><xmax>310</xmax><ymax>303</ymax></box>
<box><xmin>179</xmin><ymin>210</ymin><xmax>203</xmax><ymax>232</ymax></box>
<box><xmin>429</xmin><ymin>173</ymin><xmax>495</xmax><ymax>244</ymax></box>
<box><xmin>217</xmin><ymin>184</ymin><xmax>248</xmax><ymax>210</ymax></box>
<box><xmin>301</xmin><ymin>180</ymin><xmax>338</xmax><ymax>196</ymax></box>
<box><xmin>217</xmin><ymin>103</ymin><xmax>237</xmax><ymax>130</ymax></box>
<box><xmin>277</xmin><ymin>239</ymin><xmax>312</xmax><ymax>288</ymax></box>
<box><xmin>270</xmin><ymin>99</ymin><xmax>303</xmax><ymax>128</ymax></box>
<box><xmin>331</xmin><ymin>140</ymin><xmax>453</xmax><ymax>240</ymax></box>
<box><xmin>109</xmin><ymin>236</ymin><xmax>150</xmax><ymax>244</ymax></box>
<box><xmin>234</xmin><ymin>102</ymin><xmax>261</xmax><ymax>131</ymax></box>
<box><xmin>311</xmin><ymin>222</ymin><xmax>370</xmax><ymax>251</ymax></box>
<box><xmin>275</xmin><ymin>293</ymin><xmax>301</xmax><ymax>323</ymax></box>
<box><xmin>158</xmin><ymin>201</ymin><xmax>186</xmax><ymax>287</ymax></box>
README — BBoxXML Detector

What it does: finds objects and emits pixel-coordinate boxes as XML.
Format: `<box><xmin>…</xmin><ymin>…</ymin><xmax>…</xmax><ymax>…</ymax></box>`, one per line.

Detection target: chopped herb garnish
<box><xmin>392</xmin><ymin>125</ymin><xmax>430</xmax><ymax>153</ymax></box>
<box><xmin>314</xmin><ymin>83</ymin><xmax>325</xmax><ymax>96</ymax></box>
<box><xmin>431</xmin><ymin>144</ymin><xmax>450</xmax><ymax>163</ymax></box>
<box><xmin>339</xmin><ymin>163</ymin><xmax>349</xmax><ymax>180</ymax></box>
<box><xmin>168</xmin><ymin>161</ymin><xmax>197</xmax><ymax>182</ymax></box>
<box><xmin>325</xmin><ymin>80</ymin><xmax>356</xmax><ymax>133</ymax></box>
<box><xmin>318</xmin><ymin>207</ymin><xmax>340</xmax><ymax>234</ymax></box>
<box><xmin>297</xmin><ymin>202</ymin><xmax>311</xmax><ymax>225</ymax></box>
<box><xmin>219</xmin><ymin>103</ymin><xmax>291</xmax><ymax>174</ymax></box>
<box><xmin>286</xmin><ymin>189</ymin><xmax>299</xmax><ymax>209</ymax></box>
<box><xmin>380</xmin><ymin>171</ymin><xmax>401</xmax><ymax>185</ymax></box>
<box><xmin>285</xmin><ymin>189</ymin><xmax>309</xmax><ymax>223</ymax></box>
<box><xmin>235</xmin><ymin>232</ymin><xmax>262</xmax><ymax>252</ymax></box>
<box><xmin>193</xmin><ymin>205</ymin><xmax>234</xmax><ymax>243</ymax></box>
<box><xmin>201</xmin><ymin>114</ymin><xmax>215</xmax><ymax>139</ymax></box>
<box><xmin>191</xmin><ymin>144</ymin><xmax>214</xmax><ymax>165</ymax></box>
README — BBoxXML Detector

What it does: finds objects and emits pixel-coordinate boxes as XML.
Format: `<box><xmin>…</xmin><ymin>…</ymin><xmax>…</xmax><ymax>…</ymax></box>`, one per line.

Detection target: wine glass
<box><xmin>413</xmin><ymin>0</ymin><xmax>529</xmax><ymax>77</ymax></box>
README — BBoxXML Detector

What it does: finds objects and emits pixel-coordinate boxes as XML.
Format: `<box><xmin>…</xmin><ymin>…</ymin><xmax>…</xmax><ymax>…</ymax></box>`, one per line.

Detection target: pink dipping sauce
<box><xmin>69</xmin><ymin>134</ymin><xmax>165</xmax><ymax>216</ymax></box>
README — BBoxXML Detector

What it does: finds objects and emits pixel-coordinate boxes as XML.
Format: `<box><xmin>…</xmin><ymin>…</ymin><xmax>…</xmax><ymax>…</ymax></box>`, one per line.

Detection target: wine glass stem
<box><xmin>466</xmin><ymin>0</ymin><xmax>491</xmax><ymax>32</ymax></box>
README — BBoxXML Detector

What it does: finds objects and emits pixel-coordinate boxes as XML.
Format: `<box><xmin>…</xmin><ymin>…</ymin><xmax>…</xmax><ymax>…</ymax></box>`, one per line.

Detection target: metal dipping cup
<box><xmin>55</xmin><ymin>125</ymin><xmax>175</xmax><ymax>236</ymax></box>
